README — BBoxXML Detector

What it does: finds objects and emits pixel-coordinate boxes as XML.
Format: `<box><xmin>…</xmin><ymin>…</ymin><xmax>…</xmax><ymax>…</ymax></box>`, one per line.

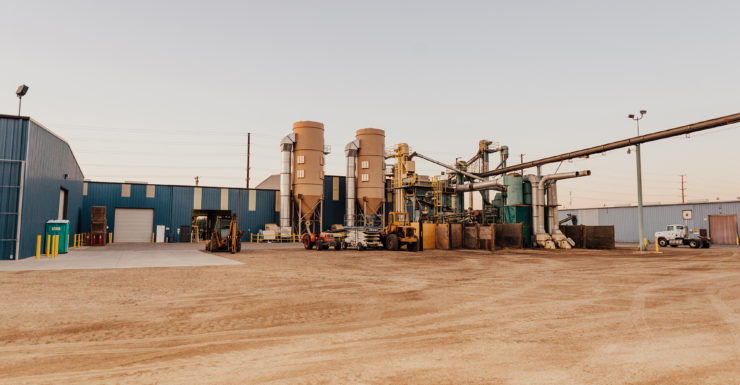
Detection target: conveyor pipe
<box><xmin>478</xmin><ymin>113</ymin><xmax>740</xmax><ymax>178</ymax></box>
<box><xmin>410</xmin><ymin>152</ymin><xmax>483</xmax><ymax>181</ymax></box>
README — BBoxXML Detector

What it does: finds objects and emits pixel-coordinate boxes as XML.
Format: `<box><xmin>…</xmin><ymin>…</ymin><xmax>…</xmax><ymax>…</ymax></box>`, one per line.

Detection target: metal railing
<box><xmin>249</xmin><ymin>233</ymin><xmax>301</xmax><ymax>243</ymax></box>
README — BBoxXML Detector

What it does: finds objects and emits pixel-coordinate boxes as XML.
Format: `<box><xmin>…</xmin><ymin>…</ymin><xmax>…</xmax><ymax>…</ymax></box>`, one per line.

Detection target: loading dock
<box><xmin>709</xmin><ymin>214</ymin><xmax>738</xmax><ymax>245</ymax></box>
<box><xmin>113</xmin><ymin>208</ymin><xmax>154</xmax><ymax>243</ymax></box>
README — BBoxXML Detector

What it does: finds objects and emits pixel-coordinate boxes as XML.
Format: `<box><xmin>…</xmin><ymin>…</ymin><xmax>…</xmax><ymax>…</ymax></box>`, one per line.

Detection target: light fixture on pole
<box><xmin>628</xmin><ymin>109</ymin><xmax>647</xmax><ymax>251</ymax></box>
<box><xmin>16</xmin><ymin>84</ymin><xmax>28</xmax><ymax>116</ymax></box>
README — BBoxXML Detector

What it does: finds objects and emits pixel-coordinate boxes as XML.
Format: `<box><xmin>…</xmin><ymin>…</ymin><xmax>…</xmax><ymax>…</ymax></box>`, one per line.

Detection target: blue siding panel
<box><xmin>17</xmin><ymin>120</ymin><xmax>84</xmax><ymax>259</ymax></box>
<box><xmin>170</xmin><ymin>186</ymin><xmax>194</xmax><ymax>241</ymax></box>
<box><xmin>0</xmin><ymin>117</ymin><xmax>27</xmax><ymax>259</ymax></box>
<box><xmin>322</xmin><ymin>176</ymin><xmax>345</xmax><ymax>231</ymax></box>
<box><xmin>201</xmin><ymin>187</ymin><xmax>220</xmax><ymax>210</ymax></box>
<box><xmin>80</xmin><ymin>178</ymin><xmax>346</xmax><ymax>245</ymax></box>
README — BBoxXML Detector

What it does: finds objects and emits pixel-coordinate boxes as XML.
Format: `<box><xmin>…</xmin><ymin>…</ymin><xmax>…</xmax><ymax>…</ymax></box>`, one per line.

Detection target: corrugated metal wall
<box><xmin>0</xmin><ymin>117</ymin><xmax>27</xmax><ymax>259</ymax></box>
<box><xmin>83</xmin><ymin>182</ymin><xmax>282</xmax><ymax>241</ymax></box>
<box><xmin>560</xmin><ymin>201</ymin><xmax>740</xmax><ymax>243</ymax></box>
<box><xmin>10</xmin><ymin>119</ymin><xmax>84</xmax><ymax>259</ymax></box>
<box><xmin>82</xmin><ymin>177</ymin><xmax>347</xmax><ymax>240</ymax></box>
<box><xmin>322</xmin><ymin>176</ymin><xmax>345</xmax><ymax>230</ymax></box>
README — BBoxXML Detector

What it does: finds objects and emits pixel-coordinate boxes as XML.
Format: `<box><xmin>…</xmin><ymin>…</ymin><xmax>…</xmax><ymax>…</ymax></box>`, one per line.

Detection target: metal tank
<box><xmin>292</xmin><ymin>121</ymin><xmax>325</xmax><ymax>223</ymax></box>
<box><xmin>504</xmin><ymin>174</ymin><xmax>523</xmax><ymax>205</ymax></box>
<box><xmin>355</xmin><ymin>128</ymin><xmax>385</xmax><ymax>219</ymax></box>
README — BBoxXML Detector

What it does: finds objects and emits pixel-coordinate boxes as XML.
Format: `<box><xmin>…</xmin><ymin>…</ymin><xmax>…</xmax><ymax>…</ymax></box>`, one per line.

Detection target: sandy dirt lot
<box><xmin>1</xmin><ymin>245</ymin><xmax>740</xmax><ymax>384</ymax></box>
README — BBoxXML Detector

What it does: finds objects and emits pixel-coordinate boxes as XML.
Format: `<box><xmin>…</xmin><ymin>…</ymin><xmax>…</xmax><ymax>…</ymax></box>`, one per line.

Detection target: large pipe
<box><xmin>344</xmin><ymin>140</ymin><xmax>359</xmax><ymax>226</ymax></box>
<box><xmin>547</xmin><ymin>181</ymin><xmax>558</xmax><ymax>233</ymax></box>
<box><xmin>410</xmin><ymin>152</ymin><xmax>483</xmax><ymax>181</ymax></box>
<box><xmin>279</xmin><ymin>134</ymin><xmax>295</xmax><ymax>231</ymax></box>
<box><xmin>455</xmin><ymin>180</ymin><xmax>506</xmax><ymax>192</ymax></box>
<box><xmin>526</xmin><ymin>175</ymin><xmax>541</xmax><ymax>236</ymax></box>
<box><xmin>536</xmin><ymin>170</ymin><xmax>591</xmax><ymax>234</ymax></box>
<box><xmin>478</xmin><ymin>113</ymin><xmax>740</xmax><ymax>178</ymax></box>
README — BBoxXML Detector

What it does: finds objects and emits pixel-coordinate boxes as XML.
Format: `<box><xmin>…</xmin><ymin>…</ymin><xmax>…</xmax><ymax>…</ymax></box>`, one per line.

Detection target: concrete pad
<box><xmin>0</xmin><ymin>243</ymin><xmax>242</xmax><ymax>271</ymax></box>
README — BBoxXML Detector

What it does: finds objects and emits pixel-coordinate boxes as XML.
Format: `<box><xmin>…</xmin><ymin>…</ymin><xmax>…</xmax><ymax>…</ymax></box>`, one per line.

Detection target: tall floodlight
<box><xmin>16</xmin><ymin>85</ymin><xmax>28</xmax><ymax>116</ymax></box>
<box><xmin>628</xmin><ymin>110</ymin><xmax>647</xmax><ymax>251</ymax></box>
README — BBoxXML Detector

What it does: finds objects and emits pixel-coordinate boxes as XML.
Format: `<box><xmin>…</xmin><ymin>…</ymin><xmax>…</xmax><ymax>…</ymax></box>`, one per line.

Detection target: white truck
<box><xmin>655</xmin><ymin>224</ymin><xmax>710</xmax><ymax>249</ymax></box>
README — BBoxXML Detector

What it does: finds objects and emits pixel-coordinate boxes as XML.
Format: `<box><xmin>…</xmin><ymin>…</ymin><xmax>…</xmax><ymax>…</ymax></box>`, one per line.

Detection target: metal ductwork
<box><xmin>455</xmin><ymin>180</ymin><xmax>506</xmax><ymax>192</ymax></box>
<box><xmin>526</xmin><ymin>175</ymin><xmax>543</xmax><ymax>243</ymax></box>
<box><xmin>279</xmin><ymin>134</ymin><xmax>295</xmax><ymax>232</ymax></box>
<box><xmin>537</xmin><ymin>171</ymin><xmax>590</xmax><ymax>234</ymax></box>
<box><xmin>531</xmin><ymin>170</ymin><xmax>591</xmax><ymax>248</ymax></box>
<box><xmin>344</xmin><ymin>140</ymin><xmax>360</xmax><ymax>226</ymax></box>
<box><xmin>547</xmin><ymin>181</ymin><xmax>558</xmax><ymax>234</ymax></box>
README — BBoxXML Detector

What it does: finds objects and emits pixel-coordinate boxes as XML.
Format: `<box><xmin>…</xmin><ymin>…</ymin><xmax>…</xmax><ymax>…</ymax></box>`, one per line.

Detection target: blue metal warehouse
<box><xmin>0</xmin><ymin>115</ymin><xmax>84</xmax><ymax>260</ymax></box>
<box><xmin>560</xmin><ymin>201</ymin><xmax>740</xmax><ymax>244</ymax></box>
<box><xmin>0</xmin><ymin>115</ymin><xmax>348</xmax><ymax>260</ymax></box>
<box><xmin>81</xmin><ymin>176</ymin><xmax>346</xmax><ymax>245</ymax></box>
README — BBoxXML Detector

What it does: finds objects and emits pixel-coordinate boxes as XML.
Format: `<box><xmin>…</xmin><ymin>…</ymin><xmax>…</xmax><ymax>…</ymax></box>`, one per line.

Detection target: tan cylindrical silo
<box><xmin>292</xmin><ymin>121</ymin><xmax>325</xmax><ymax>217</ymax></box>
<box><xmin>355</xmin><ymin>128</ymin><xmax>385</xmax><ymax>216</ymax></box>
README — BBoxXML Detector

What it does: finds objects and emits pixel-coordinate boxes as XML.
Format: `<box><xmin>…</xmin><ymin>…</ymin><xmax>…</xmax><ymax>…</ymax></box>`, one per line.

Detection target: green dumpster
<box><xmin>46</xmin><ymin>220</ymin><xmax>70</xmax><ymax>254</ymax></box>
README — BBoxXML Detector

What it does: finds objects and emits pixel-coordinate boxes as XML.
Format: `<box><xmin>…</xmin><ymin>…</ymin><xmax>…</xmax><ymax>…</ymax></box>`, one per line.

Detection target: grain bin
<box><xmin>292</xmin><ymin>121</ymin><xmax>325</xmax><ymax>231</ymax></box>
<box><xmin>355</xmin><ymin>128</ymin><xmax>385</xmax><ymax>218</ymax></box>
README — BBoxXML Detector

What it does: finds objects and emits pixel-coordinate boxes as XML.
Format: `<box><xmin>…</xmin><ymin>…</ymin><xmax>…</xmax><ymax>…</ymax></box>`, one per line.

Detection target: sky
<box><xmin>1</xmin><ymin>0</ymin><xmax>739</xmax><ymax>209</ymax></box>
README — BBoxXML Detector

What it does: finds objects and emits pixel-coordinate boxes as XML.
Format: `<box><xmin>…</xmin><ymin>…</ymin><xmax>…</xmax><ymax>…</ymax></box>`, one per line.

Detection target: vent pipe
<box><xmin>537</xmin><ymin>170</ymin><xmax>591</xmax><ymax>234</ymax></box>
<box><xmin>279</xmin><ymin>134</ymin><xmax>295</xmax><ymax>232</ymax></box>
<box><xmin>345</xmin><ymin>140</ymin><xmax>360</xmax><ymax>226</ymax></box>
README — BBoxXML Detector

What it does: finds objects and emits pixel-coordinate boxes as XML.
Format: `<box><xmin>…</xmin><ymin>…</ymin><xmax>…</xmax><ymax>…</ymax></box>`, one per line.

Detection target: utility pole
<box><xmin>680</xmin><ymin>174</ymin><xmax>686</xmax><ymax>203</ymax></box>
<box><xmin>246</xmin><ymin>132</ymin><xmax>251</xmax><ymax>188</ymax></box>
<box><xmin>628</xmin><ymin>110</ymin><xmax>647</xmax><ymax>251</ymax></box>
<box><xmin>194</xmin><ymin>176</ymin><xmax>199</xmax><ymax>186</ymax></box>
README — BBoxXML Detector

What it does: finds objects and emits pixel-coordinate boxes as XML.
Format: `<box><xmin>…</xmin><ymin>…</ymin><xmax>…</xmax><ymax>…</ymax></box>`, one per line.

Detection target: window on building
<box><xmin>361</xmin><ymin>173</ymin><xmax>369</xmax><ymax>182</ymax></box>
<box><xmin>121</xmin><ymin>184</ymin><xmax>131</xmax><ymax>198</ymax></box>
<box><xmin>83</xmin><ymin>182</ymin><xmax>88</xmax><ymax>196</ymax></box>
<box><xmin>296</xmin><ymin>169</ymin><xmax>305</xmax><ymax>178</ymax></box>
<box><xmin>332</xmin><ymin>177</ymin><xmax>339</xmax><ymax>201</ymax></box>
<box><xmin>146</xmin><ymin>185</ymin><xmax>155</xmax><ymax>198</ymax></box>
<box><xmin>296</xmin><ymin>155</ymin><xmax>305</xmax><ymax>164</ymax></box>
<box><xmin>249</xmin><ymin>190</ymin><xmax>256</xmax><ymax>211</ymax></box>
<box><xmin>361</xmin><ymin>161</ymin><xmax>369</xmax><ymax>169</ymax></box>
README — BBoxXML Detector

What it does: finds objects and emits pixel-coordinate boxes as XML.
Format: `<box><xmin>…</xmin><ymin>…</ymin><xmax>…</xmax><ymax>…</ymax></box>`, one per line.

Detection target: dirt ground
<box><xmin>1</xmin><ymin>245</ymin><xmax>740</xmax><ymax>384</ymax></box>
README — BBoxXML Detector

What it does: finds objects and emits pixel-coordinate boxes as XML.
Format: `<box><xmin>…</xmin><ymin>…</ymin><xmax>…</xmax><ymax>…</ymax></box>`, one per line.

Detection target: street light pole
<box><xmin>16</xmin><ymin>84</ymin><xmax>28</xmax><ymax>116</ymax></box>
<box><xmin>629</xmin><ymin>110</ymin><xmax>647</xmax><ymax>251</ymax></box>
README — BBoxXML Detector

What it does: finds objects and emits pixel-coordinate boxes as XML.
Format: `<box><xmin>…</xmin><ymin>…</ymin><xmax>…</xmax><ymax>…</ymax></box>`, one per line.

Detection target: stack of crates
<box><xmin>91</xmin><ymin>206</ymin><xmax>107</xmax><ymax>246</ymax></box>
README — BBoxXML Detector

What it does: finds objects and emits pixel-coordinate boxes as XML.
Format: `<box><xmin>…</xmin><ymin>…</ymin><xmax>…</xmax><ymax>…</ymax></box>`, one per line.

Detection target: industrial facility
<box><xmin>3</xmin><ymin>112</ymin><xmax>740</xmax><ymax>259</ymax></box>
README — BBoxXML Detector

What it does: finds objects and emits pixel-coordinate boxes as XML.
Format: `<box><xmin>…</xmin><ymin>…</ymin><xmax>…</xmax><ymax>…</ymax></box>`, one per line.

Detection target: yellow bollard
<box><xmin>644</xmin><ymin>238</ymin><xmax>648</xmax><ymax>249</ymax></box>
<box><xmin>52</xmin><ymin>235</ymin><xmax>58</xmax><ymax>258</ymax></box>
<box><xmin>655</xmin><ymin>237</ymin><xmax>659</xmax><ymax>253</ymax></box>
<box><xmin>152</xmin><ymin>232</ymin><xmax>155</xmax><ymax>243</ymax></box>
<box><xmin>109</xmin><ymin>232</ymin><xmax>112</xmax><ymax>244</ymax></box>
<box><xmin>46</xmin><ymin>234</ymin><xmax>51</xmax><ymax>256</ymax></box>
<box><xmin>36</xmin><ymin>235</ymin><xmax>41</xmax><ymax>259</ymax></box>
<box><xmin>736</xmin><ymin>236</ymin><xmax>739</xmax><ymax>246</ymax></box>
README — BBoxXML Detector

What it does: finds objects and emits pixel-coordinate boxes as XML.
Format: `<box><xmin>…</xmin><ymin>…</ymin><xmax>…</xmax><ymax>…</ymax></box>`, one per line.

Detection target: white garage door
<box><xmin>114</xmin><ymin>208</ymin><xmax>154</xmax><ymax>243</ymax></box>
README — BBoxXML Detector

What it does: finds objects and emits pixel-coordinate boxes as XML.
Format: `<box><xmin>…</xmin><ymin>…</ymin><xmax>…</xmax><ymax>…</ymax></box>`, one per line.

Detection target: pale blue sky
<box><xmin>1</xmin><ymin>1</ymin><xmax>739</xmax><ymax>208</ymax></box>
